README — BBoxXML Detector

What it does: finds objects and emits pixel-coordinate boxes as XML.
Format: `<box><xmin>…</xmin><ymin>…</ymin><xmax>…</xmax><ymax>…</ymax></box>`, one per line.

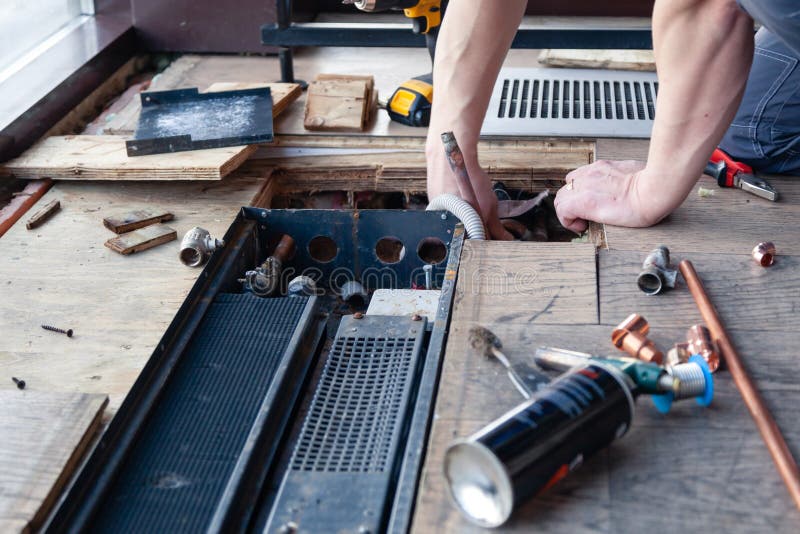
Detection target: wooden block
<box><xmin>25</xmin><ymin>199</ymin><xmax>60</xmax><ymax>230</ymax></box>
<box><xmin>538</xmin><ymin>49</ymin><xmax>656</xmax><ymax>71</ymax></box>
<box><xmin>103</xmin><ymin>209</ymin><xmax>175</xmax><ymax>234</ymax></box>
<box><xmin>1</xmin><ymin>135</ymin><xmax>258</xmax><ymax>181</ymax></box>
<box><xmin>104</xmin><ymin>224</ymin><xmax>177</xmax><ymax>255</ymax></box>
<box><xmin>304</xmin><ymin>76</ymin><xmax>374</xmax><ymax>132</ymax></box>
<box><xmin>0</xmin><ymin>391</ymin><xmax>107</xmax><ymax>531</ymax></box>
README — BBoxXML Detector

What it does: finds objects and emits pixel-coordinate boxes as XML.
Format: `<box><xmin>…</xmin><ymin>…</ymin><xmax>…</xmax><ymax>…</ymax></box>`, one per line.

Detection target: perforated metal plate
<box><xmin>481</xmin><ymin>67</ymin><xmax>659</xmax><ymax>138</ymax></box>
<box><xmin>267</xmin><ymin>314</ymin><xmax>427</xmax><ymax>533</ymax></box>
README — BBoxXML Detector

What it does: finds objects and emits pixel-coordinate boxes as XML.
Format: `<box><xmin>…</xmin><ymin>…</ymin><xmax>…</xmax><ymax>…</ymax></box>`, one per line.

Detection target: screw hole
<box><xmin>375</xmin><ymin>236</ymin><xmax>406</xmax><ymax>264</ymax></box>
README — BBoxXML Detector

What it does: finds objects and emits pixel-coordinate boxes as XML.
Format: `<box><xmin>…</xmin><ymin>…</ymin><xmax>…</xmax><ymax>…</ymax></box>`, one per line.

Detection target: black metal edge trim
<box><xmin>386</xmin><ymin>224</ymin><xmax>465</xmax><ymax>534</ymax></box>
<box><xmin>44</xmin><ymin>214</ymin><xmax>256</xmax><ymax>533</ymax></box>
<box><xmin>208</xmin><ymin>296</ymin><xmax>326</xmax><ymax>533</ymax></box>
<box><xmin>261</xmin><ymin>22</ymin><xmax>653</xmax><ymax>50</ymax></box>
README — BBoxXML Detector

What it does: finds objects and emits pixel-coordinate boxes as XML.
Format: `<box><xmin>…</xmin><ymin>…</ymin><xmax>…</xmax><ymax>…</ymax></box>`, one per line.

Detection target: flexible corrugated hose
<box><xmin>426</xmin><ymin>193</ymin><xmax>486</xmax><ymax>240</ymax></box>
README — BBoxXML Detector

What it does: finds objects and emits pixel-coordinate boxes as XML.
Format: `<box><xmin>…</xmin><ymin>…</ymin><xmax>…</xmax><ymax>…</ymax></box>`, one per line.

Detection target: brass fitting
<box><xmin>666</xmin><ymin>342</ymin><xmax>690</xmax><ymax>367</ymax></box>
<box><xmin>686</xmin><ymin>324</ymin><xmax>720</xmax><ymax>373</ymax></box>
<box><xmin>611</xmin><ymin>313</ymin><xmax>664</xmax><ymax>365</ymax></box>
<box><xmin>752</xmin><ymin>242</ymin><xmax>776</xmax><ymax>267</ymax></box>
<box><xmin>637</xmin><ymin>245</ymin><xmax>678</xmax><ymax>295</ymax></box>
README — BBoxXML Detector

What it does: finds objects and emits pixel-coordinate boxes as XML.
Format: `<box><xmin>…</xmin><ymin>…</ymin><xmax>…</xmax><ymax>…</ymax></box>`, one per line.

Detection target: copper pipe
<box><xmin>441</xmin><ymin>131</ymin><xmax>481</xmax><ymax>212</ymax></box>
<box><xmin>679</xmin><ymin>260</ymin><xmax>800</xmax><ymax>509</ymax></box>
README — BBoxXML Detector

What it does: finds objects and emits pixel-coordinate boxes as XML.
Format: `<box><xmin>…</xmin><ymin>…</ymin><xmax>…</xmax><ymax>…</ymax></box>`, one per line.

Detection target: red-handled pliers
<box><xmin>703</xmin><ymin>148</ymin><xmax>778</xmax><ymax>201</ymax></box>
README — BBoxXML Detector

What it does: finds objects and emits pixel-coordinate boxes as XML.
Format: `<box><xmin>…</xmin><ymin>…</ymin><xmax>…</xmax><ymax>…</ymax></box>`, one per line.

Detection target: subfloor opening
<box><xmin>271</xmin><ymin>184</ymin><xmax>576</xmax><ymax>242</ymax></box>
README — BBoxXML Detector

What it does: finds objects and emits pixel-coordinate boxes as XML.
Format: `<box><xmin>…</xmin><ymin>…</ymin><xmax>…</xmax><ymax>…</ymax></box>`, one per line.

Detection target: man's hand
<box><xmin>554</xmin><ymin>160</ymin><xmax>662</xmax><ymax>233</ymax></box>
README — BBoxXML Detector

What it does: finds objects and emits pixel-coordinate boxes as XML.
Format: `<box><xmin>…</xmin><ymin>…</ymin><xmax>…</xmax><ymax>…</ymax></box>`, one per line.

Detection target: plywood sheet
<box><xmin>1</xmin><ymin>135</ymin><xmax>258</xmax><ymax>181</ymax></box>
<box><xmin>241</xmin><ymin>139</ymin><xmax>593</xmax><ymax>194</ymax></box>
<box><xmin>412</xmin><ymin>322</ymin><xmax>800</xmax><ymax>533</ymax></box>
<box><xmin>3</xmin><ymin>82</ymin><xmax>301</xmax><ymax>182</ymax></box>
<box><xmin>538</xmin><ymin>49</ymin><xmax>656</xmax><ymax>71</ymax></box>
<box><xmin>0</xmin><ymin>172</ymin><xmax>272</xmax><ymax>414</ymax></box>
<box><xmin>0</xmin><ymin>390</ymin><xmax>107</xmax><ymax>532</ymax></box>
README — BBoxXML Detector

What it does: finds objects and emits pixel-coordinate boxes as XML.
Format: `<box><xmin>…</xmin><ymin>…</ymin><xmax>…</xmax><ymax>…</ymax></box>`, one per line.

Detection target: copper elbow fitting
<box><xmin>611</xmin><ymin>313</ymin><xmax>664</xmax><ymax>365</ymax></box>
<box><xmin>752</xmin><ymin>242</ymin><xmax>776</xmax><ymax>267</ymax></box>
<box><xmin>686</xmin><ymin>324</ymin><xmax>720</xmax><ymax>373</ymax></box>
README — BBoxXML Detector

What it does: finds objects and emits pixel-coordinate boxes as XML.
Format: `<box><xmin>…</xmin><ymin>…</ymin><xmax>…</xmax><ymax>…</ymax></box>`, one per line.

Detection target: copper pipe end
<box><xmin>685</xmin><ymin>324</ymin><xmax>720</xmax><ymax>372</ymax></box>
<box><xmin>273</xmin><ymin>234</ymin><xmax>296</xmax><ymax>263</ymax></box>
<box><xmin>752</xmin><ymin>242</ymin><xmax>776</xmax><ymax>267</ymax></box>
<box><xmin>611</xmin><ymin>313</ymin><xmax>664</xmax><ymax>365</ymax></box>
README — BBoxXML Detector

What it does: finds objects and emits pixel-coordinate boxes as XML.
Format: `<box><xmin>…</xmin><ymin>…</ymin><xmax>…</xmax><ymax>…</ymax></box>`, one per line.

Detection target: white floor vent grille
<box><xmin>481</xmin><ymin>68</ymin><xmax>658</xmax><ymax>138</ymax></box>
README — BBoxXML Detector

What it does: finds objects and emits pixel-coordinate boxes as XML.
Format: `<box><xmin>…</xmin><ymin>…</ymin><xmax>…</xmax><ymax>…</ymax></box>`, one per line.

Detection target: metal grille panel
<box><xmin>483</xmin><ymin>67</ymin><xmax>658</xmax><ymax>138</ymax></box>
<box><xmin>91</xmin><ymin>294</ymin><xmax>310</xmax><ymax>533</ymax></box>
<box><xmin>292</xmin><ymin>335</ymin><xmax>418</xmax><ymax>473</ymax></box>
<box><xmin>268</xmin><ymin>315</ymin><xmax>426</xmax><ymax>532</ymax></box>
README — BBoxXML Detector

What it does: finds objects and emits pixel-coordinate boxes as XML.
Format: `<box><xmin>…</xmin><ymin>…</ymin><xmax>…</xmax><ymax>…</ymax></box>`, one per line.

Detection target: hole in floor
<box><xmin>272</xmin><ymin>186</ymin><xmax>576</xmax><ymax>243</ymax></box>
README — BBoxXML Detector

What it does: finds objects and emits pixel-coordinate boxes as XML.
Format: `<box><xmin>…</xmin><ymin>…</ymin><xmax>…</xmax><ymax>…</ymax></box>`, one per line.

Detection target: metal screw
<box><xmin>11</xmin><ymin>377</ymin><xmax>25</xmax><ymax>390</ymax></box>
<box><xmin>411</xmin><ymin>314</ymin><xmax>422</xmax><ymax>321</ymax></box>
<box><xmin>41</xmin><ymin>324</ymin><xmax>73</xmax><ymax>337</ymax></box>
<box><xmin>423</xmin><ymin>264</ymin><xmax>433</xmax><ymax>290</ymax></box>
<box><xmin>353</xmin><ymin>312</ymin><xmax>364</xmax><ymax>319</ymax></box>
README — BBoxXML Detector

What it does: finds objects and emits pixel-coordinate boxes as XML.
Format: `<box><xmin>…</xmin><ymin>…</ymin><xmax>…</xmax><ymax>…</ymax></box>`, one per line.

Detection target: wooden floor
<box><xmin>1</xmin><ymin>47</ymin><xmax>799</xmax><ymax>533</ymax></box>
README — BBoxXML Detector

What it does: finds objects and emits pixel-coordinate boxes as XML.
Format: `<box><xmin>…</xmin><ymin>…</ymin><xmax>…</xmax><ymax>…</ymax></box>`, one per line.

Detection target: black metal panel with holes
<box><xmin>89</xmin><ymin>294</ymin><xmax>315</xmax><ymax>532</ymax></box>
<box><xmin>267</xmin><ymin>314</ymin><xmax>427</xmax><ymax>533</ymax></box>
<box><xmin>244</xmin><ymin>208</ymin><xmax>457</xmax><ymax>291</ymax></box>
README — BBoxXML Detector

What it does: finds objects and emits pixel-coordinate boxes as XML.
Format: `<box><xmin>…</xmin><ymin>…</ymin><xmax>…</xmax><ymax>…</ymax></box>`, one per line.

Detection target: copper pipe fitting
<box><xmin>611</xmin><ymin>313</ymin><xmax>664</xmax><ymax>365</ymax></box>
<box><xmin>637</xmin><ymin>245</ymin><xmax>678</xmax><ymax>295</ymax></box>
<box><xmin>752</xmin><ymin>242</ymin><xmax>776</xmax><ymax>267</ymax></box>
<box><xmin>686</xmin><ymin>324</ymin><xmax>720</xmax><ymax>373</ymax></box>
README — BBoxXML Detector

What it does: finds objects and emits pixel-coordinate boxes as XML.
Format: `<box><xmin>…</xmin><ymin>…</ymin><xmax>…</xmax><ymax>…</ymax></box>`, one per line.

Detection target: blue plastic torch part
<box><xmin>651</xmin><ymin>390</ymin><xmax>674</xmax><ymax>414</ymax></box>
<box><xmin>650</xmin><ymin>355</ymin><xmax>715</xmax><ymax>414</ymax></box>
<box><xmin>689</xmin><ymin>354</ymin><xmax>714</xmax><ymax>407</ymax></box>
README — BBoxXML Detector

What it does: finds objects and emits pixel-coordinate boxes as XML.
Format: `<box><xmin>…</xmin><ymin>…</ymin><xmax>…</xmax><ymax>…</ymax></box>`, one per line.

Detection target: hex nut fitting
<box><xmin>752</xmin><ymin>242</ymin><xmax>776</xmax><ymax>267</ymax></box>
<box><xmin>611</xmin><ymin>313</ymin><xmax>664</xmax><ymax>365</ymax></box>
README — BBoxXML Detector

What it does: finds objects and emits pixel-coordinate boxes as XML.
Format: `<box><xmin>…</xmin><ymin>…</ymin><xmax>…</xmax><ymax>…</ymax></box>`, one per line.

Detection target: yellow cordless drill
<box><xmin>345</xmin><ymin>0</ymin><xmax>447</xmax><ymax>126</ymax></box>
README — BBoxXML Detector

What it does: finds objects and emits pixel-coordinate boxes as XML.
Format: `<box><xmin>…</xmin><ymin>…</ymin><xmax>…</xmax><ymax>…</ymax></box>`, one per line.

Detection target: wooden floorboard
<box><xmin>0</xmin><ymin>391</ymin><xmax>107</xmax><ymax>532</ymax></box>
<box><xmin>598</xmin><ymin>249</ymin><xmax>800</xmax><ymax>331</ymax></box>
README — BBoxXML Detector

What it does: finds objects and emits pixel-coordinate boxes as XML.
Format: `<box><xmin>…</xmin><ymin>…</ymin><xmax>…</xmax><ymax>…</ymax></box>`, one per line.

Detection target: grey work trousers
<box><xmin>721</xmin><ymin>2</ymin><xmax>800</xmax><ymax>173</ymax></box>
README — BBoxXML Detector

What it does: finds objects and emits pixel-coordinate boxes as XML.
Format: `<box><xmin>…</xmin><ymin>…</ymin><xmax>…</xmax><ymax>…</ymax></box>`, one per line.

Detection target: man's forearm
<box><xmin>640</xmin><ymin>0</ymin><xmax>753</xmax><ymax>222</ymax></box>
<box><xmin>426</xmin><ymin>0</ymin><xmax>527</xmax><ymax>164</ymax></box>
